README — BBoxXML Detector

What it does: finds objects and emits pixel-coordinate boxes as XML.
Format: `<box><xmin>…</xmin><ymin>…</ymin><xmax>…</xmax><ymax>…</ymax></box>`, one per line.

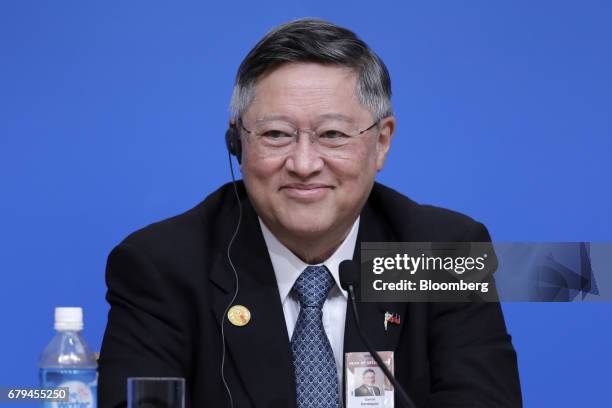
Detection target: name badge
<box><xmin>345</xmin><ymin>351</ymin><xmax>394</xmax><ymax>408</ymax></box>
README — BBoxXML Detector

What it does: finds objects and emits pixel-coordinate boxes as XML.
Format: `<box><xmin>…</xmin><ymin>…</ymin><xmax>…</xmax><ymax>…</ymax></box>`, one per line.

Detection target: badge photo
<box><xmin>345</xmin><ymin>351</ymin><xmax>394</xmax><ymax>408</ymax></box>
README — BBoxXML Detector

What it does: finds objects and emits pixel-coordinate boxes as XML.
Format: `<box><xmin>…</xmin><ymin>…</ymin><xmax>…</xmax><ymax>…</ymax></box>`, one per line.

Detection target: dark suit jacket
<box><xmin>354</xmin><ymin>384</ymin><xmax>382</xmax><ymax>397</ymax></box>
<box><xmin>99</xmin><ymin>181</ymin><xmax>522</xmax><ymax>408</ymax></box>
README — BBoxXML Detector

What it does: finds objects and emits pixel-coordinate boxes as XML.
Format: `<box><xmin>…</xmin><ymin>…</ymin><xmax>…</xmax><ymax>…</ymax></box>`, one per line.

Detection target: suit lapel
<box><xmin>209</xmin><ymin>193</ymin><xmax>297</xmax><ymax>408</ymax></box>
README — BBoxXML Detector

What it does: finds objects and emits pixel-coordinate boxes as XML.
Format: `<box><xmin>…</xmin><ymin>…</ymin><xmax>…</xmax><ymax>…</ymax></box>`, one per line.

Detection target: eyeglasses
<box><xmin>237</xmin><ymin>117</ymin><xmax>380</xmax><ymax>158</ymax></box>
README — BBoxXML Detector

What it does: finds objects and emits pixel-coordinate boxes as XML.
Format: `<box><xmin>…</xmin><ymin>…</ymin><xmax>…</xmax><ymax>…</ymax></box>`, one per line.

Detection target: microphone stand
<box><xmin>346</xmin><ymin>282</ymin><xmax>417</xmax><ymax>408</ymax></box>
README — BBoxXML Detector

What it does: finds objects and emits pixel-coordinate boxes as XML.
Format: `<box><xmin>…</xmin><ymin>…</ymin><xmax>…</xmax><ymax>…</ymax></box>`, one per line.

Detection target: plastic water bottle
<box><xmin>39</xmin><ymin>307</ymin><xmax>97</xmax><ymax>408</ymax></box>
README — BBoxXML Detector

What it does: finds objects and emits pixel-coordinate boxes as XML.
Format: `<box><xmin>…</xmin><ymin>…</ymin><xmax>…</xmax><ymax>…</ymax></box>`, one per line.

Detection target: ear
<box><xmin>375</xmin><ymin>116</ymin><xmax>396</xmax><ymax>171</ymax></box>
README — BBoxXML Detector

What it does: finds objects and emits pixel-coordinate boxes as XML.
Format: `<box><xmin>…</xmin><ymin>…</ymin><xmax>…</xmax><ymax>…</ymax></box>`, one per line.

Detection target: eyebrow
<box><xmin>318</xmin><ymin>113</ymin><xmax>355</xmax><ymax>123</ymax></box>
<box><xmin>254</xmin><ymin>113</ymin><xmax>355</xmax><ymax>125</ymax></box>
<box><xmin>254</xmin><ymin>114</ymin><xmax>293</xmax><ymax>124</ymax></box>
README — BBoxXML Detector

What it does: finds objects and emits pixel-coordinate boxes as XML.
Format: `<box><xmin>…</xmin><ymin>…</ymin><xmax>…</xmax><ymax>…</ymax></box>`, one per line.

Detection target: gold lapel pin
<box><xmin>228</xmin><ymin>305</ymin><xmax>251</xmax><ymax>327</ymax></box>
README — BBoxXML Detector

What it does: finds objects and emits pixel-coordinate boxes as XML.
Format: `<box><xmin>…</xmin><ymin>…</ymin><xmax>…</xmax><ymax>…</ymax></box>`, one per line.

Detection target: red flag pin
<box><xmin>384</xmin><ymin>311</ymin><xmax>401</xmax><ymax>331</ymax></box>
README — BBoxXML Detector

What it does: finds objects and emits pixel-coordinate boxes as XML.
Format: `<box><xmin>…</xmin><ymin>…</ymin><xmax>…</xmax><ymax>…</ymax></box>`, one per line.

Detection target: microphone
<box><xmin>339</xmin><ymin>260</ymin><xmax>417</xmax><ymax>408</ymax></box>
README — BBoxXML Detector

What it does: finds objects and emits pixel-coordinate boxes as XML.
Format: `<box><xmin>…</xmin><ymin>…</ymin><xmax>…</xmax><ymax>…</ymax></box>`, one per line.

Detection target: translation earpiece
<box><xmin>225</xmin><ymin>118</ymin><xmax>242</xmax><ymax>164</ymax></box>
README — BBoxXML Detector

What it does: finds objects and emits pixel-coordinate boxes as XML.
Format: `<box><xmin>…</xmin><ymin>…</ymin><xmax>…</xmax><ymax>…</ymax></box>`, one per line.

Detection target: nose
<box><xmin>284</xmin><ymin>134</ymin><xmax>324</xmax><ymax>178</ymax></box>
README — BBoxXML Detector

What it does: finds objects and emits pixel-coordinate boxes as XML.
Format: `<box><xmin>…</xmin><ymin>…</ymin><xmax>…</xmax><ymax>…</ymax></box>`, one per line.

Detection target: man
<box><xmin>99</xmin><ymin>18</ymin><xmax>522</xmax><ymax>407</ymax></box>
<box><xmin>354</xmin><ymin>369</ymin><xmax>382</xmax><ymax>397</ymax></box>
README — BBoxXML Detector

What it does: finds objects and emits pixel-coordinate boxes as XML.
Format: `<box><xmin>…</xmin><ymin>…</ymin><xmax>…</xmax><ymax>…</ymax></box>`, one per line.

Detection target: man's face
<box><xmin>240</xmin><ymin>62</ymin><xmax>394</xmax><ymax>243</ymax></box>
<box><xmin>363</xmin><ymin>371</ymin><xmax>376</xmax><ymax>385</ymax></box>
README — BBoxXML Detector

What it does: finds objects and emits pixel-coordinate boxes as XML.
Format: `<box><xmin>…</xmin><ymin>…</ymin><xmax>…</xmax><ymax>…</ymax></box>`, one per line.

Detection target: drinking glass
<box><xmin>127</xmin><ymin>377</ymin><xmax>185</xmax><ymax>408</ymax></box>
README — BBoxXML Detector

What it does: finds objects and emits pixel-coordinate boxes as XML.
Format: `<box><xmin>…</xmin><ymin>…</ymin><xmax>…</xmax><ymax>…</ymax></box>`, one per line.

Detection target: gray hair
<box><xmin>230</xmin><ymin>18</ymin><xmax>393</xmax><ymax>121</ymax></box>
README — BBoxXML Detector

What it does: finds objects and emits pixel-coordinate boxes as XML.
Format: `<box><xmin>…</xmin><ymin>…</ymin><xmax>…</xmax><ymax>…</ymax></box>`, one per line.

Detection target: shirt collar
<box><xmin>259</xmin><ymin>216</ymin><xmax>360</xmax><ymax>303</ymax></box>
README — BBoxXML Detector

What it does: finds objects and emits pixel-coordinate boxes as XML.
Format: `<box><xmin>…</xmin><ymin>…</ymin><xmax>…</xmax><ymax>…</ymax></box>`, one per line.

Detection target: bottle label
<box><xmin>40</xmin><ymin>368</ymin><xmax>97</xmax><ymax>408</ymax></box>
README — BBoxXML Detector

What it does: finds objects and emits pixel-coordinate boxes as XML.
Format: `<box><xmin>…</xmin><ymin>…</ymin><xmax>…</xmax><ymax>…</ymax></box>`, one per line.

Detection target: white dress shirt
<box><xmin>258</xmin><ymin>216</ymin><xmax>360</xmax><ymax>390</ymax></box>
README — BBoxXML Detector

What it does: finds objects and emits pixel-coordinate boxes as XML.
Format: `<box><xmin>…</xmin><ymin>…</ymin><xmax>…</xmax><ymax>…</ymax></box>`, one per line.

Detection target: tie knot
<box><xmin>292</xmin><ymin>265</ymin><xmax>335</xmax><ymax>309</ymax></box>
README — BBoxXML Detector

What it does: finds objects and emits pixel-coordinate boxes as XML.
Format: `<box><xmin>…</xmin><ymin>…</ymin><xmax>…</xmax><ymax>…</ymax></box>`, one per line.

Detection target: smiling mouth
<box><xmin>279</xmin><ymin>184</ymin><xmax>334</xmax><ymax>199</ymax></box>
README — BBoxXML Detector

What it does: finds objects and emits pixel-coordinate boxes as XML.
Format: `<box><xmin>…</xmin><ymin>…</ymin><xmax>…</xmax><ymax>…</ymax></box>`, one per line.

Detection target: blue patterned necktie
<box><xmin>291</xmin><ymin>265</ymin><xmax>340</xmax><ymax>408</ymax></box>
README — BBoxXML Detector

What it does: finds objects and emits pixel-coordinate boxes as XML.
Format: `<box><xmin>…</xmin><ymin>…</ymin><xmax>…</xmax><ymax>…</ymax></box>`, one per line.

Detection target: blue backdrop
<box><xmin>1</xmin><ymin>1</ymin><xmax>610</xmax><ymax>406</ymax></box>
